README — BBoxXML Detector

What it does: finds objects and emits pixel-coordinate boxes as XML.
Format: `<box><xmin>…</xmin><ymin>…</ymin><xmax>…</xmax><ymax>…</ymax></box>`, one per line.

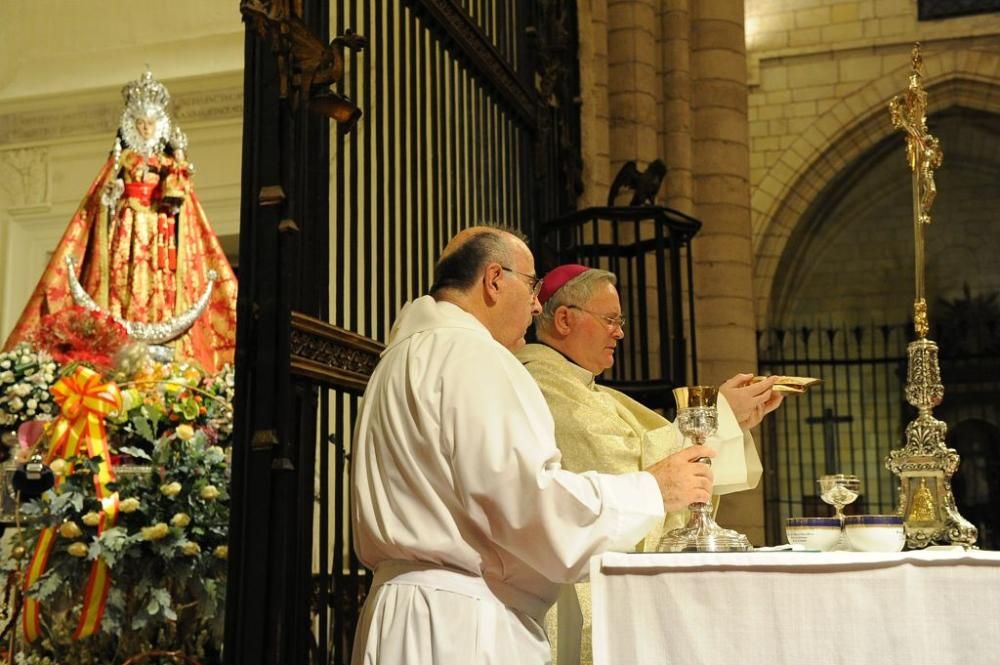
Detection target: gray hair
<box><xmin>535</xmin><ymin>268</ymin><xmax>617</xmax><ymax>335</ymax></box>
<box><xmin>430</xmin><ymin>228</ymin><xmax>515</xmax><ymax>295</ymax></box>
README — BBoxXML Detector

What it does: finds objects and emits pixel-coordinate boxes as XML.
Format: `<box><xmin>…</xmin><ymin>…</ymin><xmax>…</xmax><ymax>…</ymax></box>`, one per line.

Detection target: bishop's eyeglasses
<box><xmin>567</xmin><ymin>305</ymin><xmax>627</xmax><ymax>330</ymax></box>
<box><xmin>501</xmin><ymin>266</ymin><xmax>544</xmax><ymax>297</ymax></box>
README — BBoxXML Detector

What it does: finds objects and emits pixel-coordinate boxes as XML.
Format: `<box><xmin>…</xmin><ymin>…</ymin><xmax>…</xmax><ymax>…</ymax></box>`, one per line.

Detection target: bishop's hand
<box><xmin>721</xmin><ymin>373</ymin><xmax>784</xmax><ymax>430</ymax></box>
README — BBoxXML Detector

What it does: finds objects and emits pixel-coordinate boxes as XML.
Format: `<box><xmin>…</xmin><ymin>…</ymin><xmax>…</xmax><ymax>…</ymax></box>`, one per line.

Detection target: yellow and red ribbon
<box><xmin>23</xmin><ymin>365</ymin><xmax>122</xmax><ymax>642</ymax></box>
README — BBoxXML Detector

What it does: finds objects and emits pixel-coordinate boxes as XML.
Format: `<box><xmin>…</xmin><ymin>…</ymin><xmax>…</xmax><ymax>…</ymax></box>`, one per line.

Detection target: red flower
<box><xmin>35</xmin><ymin>306</ymin><xmax>128</xmax><ymax>370</ymax></box>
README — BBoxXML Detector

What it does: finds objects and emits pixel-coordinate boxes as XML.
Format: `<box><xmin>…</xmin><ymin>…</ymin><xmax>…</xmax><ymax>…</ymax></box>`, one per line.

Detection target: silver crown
<box><xmin>119</xmin><ymin>69</ymin><xmax>173</xmax><ymax>155</ymax></box>
<box><xmin>121</xmin><ymin>68</ymin><xmax>171</xmax><ymax>119</ymax></box>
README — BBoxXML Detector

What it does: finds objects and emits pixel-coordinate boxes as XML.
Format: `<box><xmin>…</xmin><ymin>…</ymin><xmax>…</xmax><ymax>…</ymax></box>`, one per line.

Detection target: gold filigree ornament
<box><xmin>884</xmin><ymin>44</ymin><xmax>976</xmax><ymax>549</ymax></box>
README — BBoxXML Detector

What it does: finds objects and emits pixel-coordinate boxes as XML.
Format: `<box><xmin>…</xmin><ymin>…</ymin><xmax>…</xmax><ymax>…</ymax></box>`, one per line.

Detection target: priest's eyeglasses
<box><xmin>501</xmin><ymin>266</ymin><xmax>544</xmax><ymax>297</ymax></box>
<box><xmin>567</xmin><ymin>305</ymin><xmax>627</xmax><ymax>330</ymax></box>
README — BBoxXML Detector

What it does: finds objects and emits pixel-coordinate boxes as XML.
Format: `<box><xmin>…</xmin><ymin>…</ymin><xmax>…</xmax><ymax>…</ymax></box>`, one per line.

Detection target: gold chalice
<box><xmin>657</xmin><ymin>386</ymin><xmax>753</xmax><ymax>552</ymax></box>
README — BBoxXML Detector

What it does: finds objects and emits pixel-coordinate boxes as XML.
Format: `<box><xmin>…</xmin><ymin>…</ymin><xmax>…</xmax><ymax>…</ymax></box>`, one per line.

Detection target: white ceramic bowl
<box><xmin>844</xmin><ymin>515</ymin><xmax>905</xmax><ymax>552</ymax></box>
<box><xmin>785</xmin><ymin>517</ymin><xmax>842</xmax><ymax>551</ymax></box>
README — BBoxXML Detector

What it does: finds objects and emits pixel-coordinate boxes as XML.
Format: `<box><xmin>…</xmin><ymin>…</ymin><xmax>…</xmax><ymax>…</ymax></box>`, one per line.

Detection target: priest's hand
<box><xmin>644</xmin><ymin>446</ymin><xmax>716</xmax><ymax>512</ymax></box>
<box><xmin>721</xmin><ymin>373</ymin><xmax>784</xmax><ymax>430</ymax></box>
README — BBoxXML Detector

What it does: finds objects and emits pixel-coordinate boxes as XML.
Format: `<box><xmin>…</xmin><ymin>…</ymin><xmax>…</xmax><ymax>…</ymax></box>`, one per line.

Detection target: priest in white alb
<box><xmin>350</xmin><ymin>228</ymin><xmax>721</xmax><ymax>665</ymax></box>
<box><xmin>517</xmin><ymin>264</ymin><xmax>784</xmax><ymax>665</ymax></box>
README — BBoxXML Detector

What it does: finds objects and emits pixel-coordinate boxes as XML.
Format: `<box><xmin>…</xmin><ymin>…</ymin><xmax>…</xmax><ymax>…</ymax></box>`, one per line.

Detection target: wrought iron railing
<box><xmin>538</xmin><ymin>205</ymin><xmax>701</xmax><ymax>411</ymax></box>
<box><xmin>229</xmin><ymin>1</ymin><xmax>582</xmax><ymax>664</ymax></box>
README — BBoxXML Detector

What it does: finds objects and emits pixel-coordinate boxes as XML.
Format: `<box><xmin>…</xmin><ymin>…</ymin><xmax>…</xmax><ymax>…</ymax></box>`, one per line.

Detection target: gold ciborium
<box><xmin>657</xmin><ymin>386</ymin><xmax>753</xmax><ymax>552</ymax></box>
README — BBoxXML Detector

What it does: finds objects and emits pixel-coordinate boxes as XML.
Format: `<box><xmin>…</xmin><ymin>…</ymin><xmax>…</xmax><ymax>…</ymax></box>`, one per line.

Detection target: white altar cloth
<box><xmin>590</xmin><ymin>548</ymin><xmax>1000</xmax><ymax>665</ymax></box>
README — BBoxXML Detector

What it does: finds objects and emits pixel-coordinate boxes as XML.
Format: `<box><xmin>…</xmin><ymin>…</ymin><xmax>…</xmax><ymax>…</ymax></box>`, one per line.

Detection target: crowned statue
<box><xmin>2</xmin><ymin>69</ymin><xmax>238</xmax><ymax>373</ymax></box>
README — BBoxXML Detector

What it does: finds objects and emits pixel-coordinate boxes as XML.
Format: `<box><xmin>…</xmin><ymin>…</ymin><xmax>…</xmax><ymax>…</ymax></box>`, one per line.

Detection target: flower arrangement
<box><xmin>34</xmin><ymin>305</ymin><xmax>128</xmax><ymax>370</ymax></box>
<box><xmin>1</xmin><ymin>344</ymin><xmax>234</xmax><ymax>665</ymax></box>
<box><xmin>0</xmin><ymin>344</ymin><xmax>58</xmax><ymax>429</ymax></box>
<box><xmin>111</xmin><ymin>357</ymin><xmax>235</xmax><ymax>456</ymax></box>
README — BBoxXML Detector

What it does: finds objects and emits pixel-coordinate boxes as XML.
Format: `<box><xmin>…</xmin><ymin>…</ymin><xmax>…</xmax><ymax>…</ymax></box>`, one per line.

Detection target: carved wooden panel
<box><xmin>289</xmin><ymin>310</ymin><xmax>384</xmax><ymax>394</ymax></box>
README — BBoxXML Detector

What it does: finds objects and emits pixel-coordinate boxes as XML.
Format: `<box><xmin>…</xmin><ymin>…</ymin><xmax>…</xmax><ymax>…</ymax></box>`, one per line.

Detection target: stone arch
<box><xmin>752</xmin><ymin>48</ymin><xmax>1000</xmax><ymax>328</ymax></box>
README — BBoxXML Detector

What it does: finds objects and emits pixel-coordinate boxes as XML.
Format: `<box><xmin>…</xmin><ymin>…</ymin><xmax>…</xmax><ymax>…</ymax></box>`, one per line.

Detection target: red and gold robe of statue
<box><xmin>3</xmin><ymin>148</ymin><xmax>238</xmax><ymax>374</ymax></box>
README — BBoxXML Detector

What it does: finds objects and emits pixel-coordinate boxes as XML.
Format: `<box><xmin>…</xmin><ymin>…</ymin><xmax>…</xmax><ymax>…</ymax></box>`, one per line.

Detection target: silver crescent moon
<box><xmin>64</xmin><ymin>255</ymin><xmax>216</xmax><ymax>345</ymax></box>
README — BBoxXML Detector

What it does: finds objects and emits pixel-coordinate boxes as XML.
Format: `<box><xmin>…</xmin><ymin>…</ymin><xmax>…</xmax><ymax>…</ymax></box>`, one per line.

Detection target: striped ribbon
<box><xmin>23</xmin><ymin>366</ymin><xmax>122</xmax><ymax>642</ymax></box>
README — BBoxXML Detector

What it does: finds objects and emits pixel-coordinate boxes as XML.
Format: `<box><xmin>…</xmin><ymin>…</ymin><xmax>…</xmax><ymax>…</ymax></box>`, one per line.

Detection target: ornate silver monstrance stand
<box><xmin>884</xmin><ymin>44</ymin><xmax>976</xmax><ymax>549</ymax></box>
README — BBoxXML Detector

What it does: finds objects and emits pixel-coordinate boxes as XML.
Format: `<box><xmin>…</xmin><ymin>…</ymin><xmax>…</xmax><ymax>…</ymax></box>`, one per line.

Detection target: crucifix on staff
<box><xmin>889</xmin><ymin>43</ymin><xmax>943</xmax><ymax>340</ymax></box>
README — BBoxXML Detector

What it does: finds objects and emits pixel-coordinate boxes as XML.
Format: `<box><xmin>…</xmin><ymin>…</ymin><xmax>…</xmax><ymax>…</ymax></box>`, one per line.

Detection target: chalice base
<box><xmin>657</xmin><ymin>507</ymin><xmax>752</xmax><ymax>553</ymax></box>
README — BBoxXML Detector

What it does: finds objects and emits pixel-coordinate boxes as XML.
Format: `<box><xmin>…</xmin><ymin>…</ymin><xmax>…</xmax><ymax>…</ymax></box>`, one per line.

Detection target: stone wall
<box><xmin>746</xmin><ymin>0</ymin><xmax>1000</xmax><ymax>327</ymax></box>
<box><xmin>578</xmin><ymin>0</ymin><xmax>764</xmax><ymax>540</ymax></box>
<box><xmin>580</xmin><ymin>0</ymin><xmax>760</xmax><ymax>385</ymax></box>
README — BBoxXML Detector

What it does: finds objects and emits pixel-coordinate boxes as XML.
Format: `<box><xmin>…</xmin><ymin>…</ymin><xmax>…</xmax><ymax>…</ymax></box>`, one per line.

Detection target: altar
<box><xmin>590</xmin><ymin>549</ymin><xmax>1000</xmax><ymax>665</ymax></box>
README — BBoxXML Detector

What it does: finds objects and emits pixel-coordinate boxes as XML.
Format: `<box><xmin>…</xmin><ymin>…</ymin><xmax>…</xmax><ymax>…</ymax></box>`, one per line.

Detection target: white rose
<box><xmin>82</xmin><ymin>512</ymin><xmax>102</xmax><ymax>527</ymax></box>
<box><xmin>0</xmin><ymin>371</ymin><xmax>13</xmax><ymax>383</ymax></box>
<box><xmin>41</xmin><ymin>404</ymin><xmax>52</xmax><ymax>413</ymax></box>
<box><xmin>13</xmin><ymin>384</ymin><xmax>31</xmax><ymax>397</ymax></box>
<box><xmin>171</xmin><ymin>512</ymin><xmax>191</xmax><ymax>528</ymax></box>
<box><xmin>9</xmin><ymin>397</ymin><xmax>23</xmax><ymax>412</ymax></box>
<box><xmin>160</xmin><ymin>481</ymin><xmax>183</xmax><ymax>497</ymax></box>
<box><xmin>0</xmin><ymin>360</ymin><xmax>10</xmax><ymax>369</ymax></box>
<box><xmin>140</xmin><ymin>523</ymin><xmax>170</xmax><ymax>541</ymax></box>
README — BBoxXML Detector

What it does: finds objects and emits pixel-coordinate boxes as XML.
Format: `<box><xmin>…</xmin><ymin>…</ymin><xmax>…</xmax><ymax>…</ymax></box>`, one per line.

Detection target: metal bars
<box><xmin>316</xmin><ymin>1</ymin><xmax>544</xmax><ymax>662</ymax></box>
<box><xmin>538</xmin><ymin>206</ymin><xmax>702</xmax><ymax>412</ymax></box>
<box><xmin>758</xmin><ymin>322</ymin><xmax>1000</xmax><ymax>548</ymax></box>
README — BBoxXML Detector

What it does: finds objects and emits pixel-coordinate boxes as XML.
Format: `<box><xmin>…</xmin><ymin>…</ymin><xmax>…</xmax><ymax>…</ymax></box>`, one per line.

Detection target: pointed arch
<box><xmin>752</xmin><ymin>48</ymin><xmax>1000</xmax><ymax>327</ymax></box>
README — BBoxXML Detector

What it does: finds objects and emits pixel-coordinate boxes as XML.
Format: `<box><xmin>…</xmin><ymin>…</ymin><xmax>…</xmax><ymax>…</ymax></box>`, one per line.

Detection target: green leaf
<box><xmin>17</xmin><ymin>500</ymin><xmax>44</xmax><ymax>518</ymax></box>
<box><xmin>49</xmin><ymin>490</ymin><xmax>86</xmax><ymax>515</ymax></box>
<box><xmin>131</xmin><ymin>414</ymin><xmax>156</xmax><ymax>444</ymax></box>
<box><xmin>131</xmin><ymin>611</ymin><xmax>149</xmax><ymax>631</ymax></box>
<box><xmin>92</xmin><ymin>526</ymin><xmax>132</xmax><ymax>568</ymax></box>
<box><xmin>118</xmin><ymin>445</ymin><xmax>152</xmax><ymax>461</ymax></box>
<box><xmin>180</xmin><ymin>401</ymin><xmax>200</xmax><ymax>420</ymax></box>
<box><xmin>31</xmin><ymin>570</ymin><xmax>65</xmax><ymax>602</ymax></box>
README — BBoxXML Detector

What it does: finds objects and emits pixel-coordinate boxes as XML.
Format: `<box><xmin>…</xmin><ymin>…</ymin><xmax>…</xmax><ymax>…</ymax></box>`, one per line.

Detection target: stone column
<box><xmin>578</xmin><ymin>0</ymin><xmax>763</xmax><ymax>541</ymax></box>
<box><xmin>659</xmin><ymin>0</ymin><xmax>693</xmax><ymax>213</ymax></box>
<box><xmin>577</xmin><ymin>0</ymin><xmax>612</xmax><ymax>207</ymax></box>
<box><xmin>690</xmin><ymin>0</ymin><xmax>763</xmax><ymax>540</ymax></box>
<box><xmin>607</xmin><ymin>0</ymin><xmax>659</xmax><ymax>171</ymax></box>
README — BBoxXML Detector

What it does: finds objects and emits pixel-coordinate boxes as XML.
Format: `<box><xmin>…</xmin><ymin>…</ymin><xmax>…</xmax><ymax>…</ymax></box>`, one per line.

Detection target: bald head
<box><xmin>431</xmin><ymin>226</ymin><xmax>524</xmax><ymax>296</ymax></box>
<box><xmin>430</xmin><ymin>225</ymin><xmax>540</xmax><ymax>351</ymax></box>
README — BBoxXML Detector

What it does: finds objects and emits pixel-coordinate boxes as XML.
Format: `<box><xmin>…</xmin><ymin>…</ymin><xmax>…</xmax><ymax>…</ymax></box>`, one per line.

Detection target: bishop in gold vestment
<box><xmin>517</xmin><ymin>264</ymin><xmax>782</xmax><ymax>665</ymax></box>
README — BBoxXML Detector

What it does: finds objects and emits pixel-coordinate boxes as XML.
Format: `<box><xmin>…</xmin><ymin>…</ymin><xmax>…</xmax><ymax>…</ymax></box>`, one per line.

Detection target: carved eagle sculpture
<box><xmin>607</xmin><ymin>159</ymin><xmax>668</xmax><ymax>207</ymax></box>
<box><xmin>242</xmin><ymin>0</ymin><xmax>366</xmax><ymax>133</ymax></box>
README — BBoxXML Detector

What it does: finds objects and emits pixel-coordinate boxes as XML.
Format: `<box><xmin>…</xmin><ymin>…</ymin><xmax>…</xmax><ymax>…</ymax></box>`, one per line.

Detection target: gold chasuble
<box><xmin>517</xmin><ymin>343</ymin><xmax>762</xmax><ymax>665</ymax></box>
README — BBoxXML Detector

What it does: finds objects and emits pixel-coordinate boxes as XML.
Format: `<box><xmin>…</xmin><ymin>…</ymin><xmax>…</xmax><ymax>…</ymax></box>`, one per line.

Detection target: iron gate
<box><xmin>758</xmin><ymin>321</ymin><xmax>1000</xmax><ymax>549</ymax></box>
<box><xmin>227</xmin><ymin>1</ymin><xmax>581</xmax><ymax>663</ymax></box>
